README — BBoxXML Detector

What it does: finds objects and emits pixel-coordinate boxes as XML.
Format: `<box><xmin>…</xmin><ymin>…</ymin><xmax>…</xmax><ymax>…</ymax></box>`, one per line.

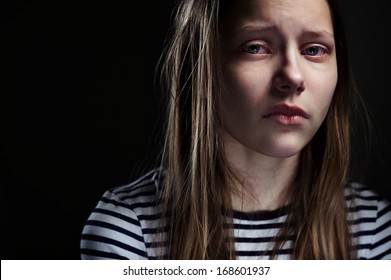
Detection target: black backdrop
<box><xmin>2</xmin><ymin>0</ymin><xmax>391</xmax><ymax>259</ymax></box>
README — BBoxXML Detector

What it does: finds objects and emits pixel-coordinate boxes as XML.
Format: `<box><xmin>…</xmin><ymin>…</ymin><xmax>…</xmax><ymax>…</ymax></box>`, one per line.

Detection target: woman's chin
<box><xmin>259</xmin><ymin>142</ymin><xmax>305</xmax><ymax>159</ymax></box>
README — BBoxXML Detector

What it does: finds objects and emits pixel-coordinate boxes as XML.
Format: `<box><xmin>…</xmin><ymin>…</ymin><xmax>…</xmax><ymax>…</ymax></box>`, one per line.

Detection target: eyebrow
<box><xmin>231</xmin><ymin>23</ymin><xmax>276</xmax><ymax>35</ymax></box>
<box><xmin>300</xmin><ymin>29</ymin><xmax>335</xmax><ymax>40</ymax></box>
<box><xmin>232</xmin><ymin>24</ymin><xmax>334</xmax><ymax>40</ymax></box>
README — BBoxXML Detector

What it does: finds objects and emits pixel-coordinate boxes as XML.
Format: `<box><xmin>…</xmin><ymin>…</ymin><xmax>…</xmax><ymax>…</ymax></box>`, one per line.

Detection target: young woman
<box><xmin>80</xmin><ymin>0</ymin><xmax>391</xmax><ymax>259</ymax></box>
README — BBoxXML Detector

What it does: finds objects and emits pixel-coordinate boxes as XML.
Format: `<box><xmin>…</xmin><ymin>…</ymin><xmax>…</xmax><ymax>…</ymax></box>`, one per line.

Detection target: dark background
<box><xmin>2</xmin><ymin>0</ymin><xmax>391</xmax><ymax>259</ymax></box>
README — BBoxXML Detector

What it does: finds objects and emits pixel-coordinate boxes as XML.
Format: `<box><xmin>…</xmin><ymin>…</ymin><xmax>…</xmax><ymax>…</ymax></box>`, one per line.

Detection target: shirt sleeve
<box><xmin>367</xmin><ymin>197</ymin><xmax>391</xmax><ymax>259</ymax></box>
<box><xmin>80</xmin><ymin>190</ymin><xmax>149</xmax><ymax>260</ymax></box>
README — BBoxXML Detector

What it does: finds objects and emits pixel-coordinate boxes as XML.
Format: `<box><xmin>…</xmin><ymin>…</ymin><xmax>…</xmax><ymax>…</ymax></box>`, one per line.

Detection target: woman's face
<box><xmin>220</xmin><ymin>0</ymin><xmax>337</xmax><ymax>158</ymax></box>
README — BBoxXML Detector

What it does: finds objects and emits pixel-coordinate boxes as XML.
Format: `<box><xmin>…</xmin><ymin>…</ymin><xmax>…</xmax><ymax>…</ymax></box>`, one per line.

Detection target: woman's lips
<box><xmin>263</xmin><ymin>104</ymin><xmax>308</xmax><ymax>125</ymax></box>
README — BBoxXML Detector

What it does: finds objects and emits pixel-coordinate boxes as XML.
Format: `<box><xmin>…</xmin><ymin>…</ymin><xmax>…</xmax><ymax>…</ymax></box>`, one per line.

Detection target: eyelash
<box><xmin>242</xmin><ymin>43</ymin><xmax>270</xmax><ymax>55</ymax></box>
<box><xmin>300</xmin><ymin>45</ymin><xmax>328</xmax><ymax>58</ymax></box>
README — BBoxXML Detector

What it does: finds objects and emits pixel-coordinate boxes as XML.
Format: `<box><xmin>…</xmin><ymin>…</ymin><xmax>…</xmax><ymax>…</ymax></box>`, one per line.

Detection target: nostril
<box><xmin>273</xmin><ymin>72</ymin><xmax>305</xmax><ymax>95</ymax></box>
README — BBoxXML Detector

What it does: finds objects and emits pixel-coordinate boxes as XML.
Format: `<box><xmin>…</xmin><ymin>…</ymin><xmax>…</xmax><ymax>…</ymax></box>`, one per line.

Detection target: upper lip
<box><xmin>263</xmin><ymin>104</ymin><xmax>309</xmax><ymax>118</ymax></box>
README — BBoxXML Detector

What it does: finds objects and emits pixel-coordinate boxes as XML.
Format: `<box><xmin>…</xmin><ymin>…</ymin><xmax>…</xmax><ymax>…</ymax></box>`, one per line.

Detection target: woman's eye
<box><xmin>243</xmin><ymin>43</ymin><xmax>268</xmax><ymax>54</ymax></box>
<box><xmin>302</xmin><ymin>46</ymin><xmax>326</xmax><ymax>56</ymax></box>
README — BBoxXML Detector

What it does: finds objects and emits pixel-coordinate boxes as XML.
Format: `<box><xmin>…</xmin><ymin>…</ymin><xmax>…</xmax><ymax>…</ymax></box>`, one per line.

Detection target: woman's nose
<box><xmin>272</xmin><ymin>56</ymin><xmax>305</xmax><ymax>95</ymax></box>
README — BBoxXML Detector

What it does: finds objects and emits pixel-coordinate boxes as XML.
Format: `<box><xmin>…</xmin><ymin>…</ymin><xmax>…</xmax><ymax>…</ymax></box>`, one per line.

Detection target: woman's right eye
<box><xmin>242</xmin><ymin>43</ymin><xmax>269</xmax><ymax>54</ymax></box>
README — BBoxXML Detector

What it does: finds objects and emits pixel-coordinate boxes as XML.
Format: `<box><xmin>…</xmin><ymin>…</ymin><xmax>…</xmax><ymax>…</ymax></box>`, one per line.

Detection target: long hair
<box><xmin>156</xmin><ymin>0</ymin><xmax>370</xmax><ymax>259</ymax></box>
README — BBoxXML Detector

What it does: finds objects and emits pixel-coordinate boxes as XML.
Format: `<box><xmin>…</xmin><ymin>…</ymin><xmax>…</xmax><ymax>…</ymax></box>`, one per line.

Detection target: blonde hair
<box><xmin>155</xmin><ymin>0</ymin><xmax>370</xmax><ymax>259</ymax></box>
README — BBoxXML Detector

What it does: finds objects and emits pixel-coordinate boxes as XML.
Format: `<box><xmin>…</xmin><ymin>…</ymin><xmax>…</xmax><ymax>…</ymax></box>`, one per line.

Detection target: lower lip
<box><xmin>265</xmin><ymin>114</ymin><xmax>307</xmax><ymax>125</ymax></box>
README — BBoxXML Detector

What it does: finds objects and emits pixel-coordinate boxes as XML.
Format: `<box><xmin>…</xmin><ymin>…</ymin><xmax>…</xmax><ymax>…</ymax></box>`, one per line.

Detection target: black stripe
<box><xmin>115</xmin><ymin>180</ymin><xmax>156</xmax><ymax>195</ymax></box>
<box><xmin>378</xmin><ymin>204</ymin><xmax>391</xmax><ymax>219</ymax></box>
<box><xmin>121</xmin><ymin>190</ymin><xmax>158</xmax><ymax>200</ymax></box>
<box><xmin>352</xmin><ymin>230</ymin><xmax>374</xmax><ymax>238</ymax></box>
<box><xmin>139</xmin><ymin>210</ymin><xmax>169</xmax><ymax>221</ymax></box>
<box><xmin>93</xmin><ymin>208</ymin><xmax>140</xmax><ymax>226</ymax></box>
<box><xmin>369</xmin><ymin>247</ymin><xmax>391</xmax><ymax>260</ymax></box>
<box><xmin>143</xmin><ymin>225</ymin><xmax>169</xmax><ymax>234</ymax></box>
<box><xmin>232</xmin><ymin>206</ymin><xmax>289</xmax><ymax>221</ymax></box>
<box><xmin>373</xmin><ymin>219</ymin><xmax>391</xmax><ymax>235</ymax></box>
<box><xmin>235</xmin><ymin>236</ymin><xmax>274</xmax><ymax>243</ymax></box>
<box><xmin>138</xmin><ymin>213</ymin><xmax>164</xmax><ymax>221</ymax></box>
<box><xmin>85</xmin><ymin>220</ymin><xmax>144</xmax><ymax>242</ymax></box>
<box><xmin>345</xmin><ymin>194</ymin><xmax>379</xmax><ymax>201</ymax></box>
<box><xmin>235</xmin><ymin>235</ymin><xmax>294</xmax><ymax>243</ymax></box>
<box><xmin>348</xmin><ymin>205</ymin><xmax>377</xmax><ymax>212</ymax></box>
<box><xmin>371</xmin><ymin>234</ymin><xmax>391</xmax><ymax>250</ymax></box>
<box><xmin>236</xmin><ymin>248</ymin><xmax>292</xmax><ymax>257</ymax></box>
<box><xmin>349</xmin><ymin>217</ymin><xmax>376</xmax><ymax>225</ymax></box>
<box><xmin>145</xmin><ymin>240</ymin><xmax>169</xmax><ymax>248</ymax></box>
<box><xmin>351</xmin><ymin>184</ymin><xmax>373</xmax><ymax>192</ymax></box>
<box><xmin>100</xmin><ymin>196</ymin><xmax>159</xmax><ymax>210</ymax></box>
<box><xmin>131</xmin><ymin>201</ymin><xmax>161</xmax><ymax>209</ymax></box>
<box><xmin>354</xmin><ymin>243</ymin><xmax>371</xmax><ymax>250</ymax></box>
<box><xmin>100</xmin><ymin>196</ymin><xmax>134</xmax><ymax>210</ymax></box>
<box><xmin>81</xmin><ymin>234</ymin><xmax>148</xmax><ymax>258</ymax></box>
<box><xmin>80</xmin><ymin>248</ymin><xmax>128</xmax><ymax>260</ymax></box>
<box><xmin>227</xmin><ymin>222</ymin><xmax>284</xmax><ymax>230</ymax></box>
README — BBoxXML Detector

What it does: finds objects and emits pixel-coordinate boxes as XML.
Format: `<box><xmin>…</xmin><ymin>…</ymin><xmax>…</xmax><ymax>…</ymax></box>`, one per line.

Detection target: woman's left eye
<box><xmin>301</xmin><ymin>46</ymin><xmax>326</xmax><ymax>56</ymax></box>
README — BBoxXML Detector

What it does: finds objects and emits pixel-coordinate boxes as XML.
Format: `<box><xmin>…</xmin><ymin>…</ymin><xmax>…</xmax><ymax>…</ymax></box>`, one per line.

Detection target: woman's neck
<box><xmin>224</xmin><ymin>135</ymin><xmax>299</xmax><ymax>212</ymax></box>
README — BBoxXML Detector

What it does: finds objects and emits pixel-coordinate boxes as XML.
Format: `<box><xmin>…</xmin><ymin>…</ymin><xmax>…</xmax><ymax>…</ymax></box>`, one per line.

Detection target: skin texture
<box><xmin>220</xmin><ymin>0</ymin><xmax>338</xmax><ymax>210</ymax></box>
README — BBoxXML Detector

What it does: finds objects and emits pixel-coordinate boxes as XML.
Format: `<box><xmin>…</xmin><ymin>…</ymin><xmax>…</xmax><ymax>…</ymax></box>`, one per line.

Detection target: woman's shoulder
<box><xmin>105</xmin><ymin>167</ymin><xmax>166</xmax><ymax>205</ymax></box>
<box><xmin>347</xmin><ymin>182</ymin><xmax>389</xmax><ymax>204</ymax></box>
<box><xmin>346</xmin><ymin>181</ymin><xmax>390</xmax><ymax>212</ymax></box>
<box><xmin>345</xmin><ymin>181</ymin><xmax>391</xmax><ymax>232</ymax></box>
<box><xmin>346</xmin><ymin>182</ymin><xmax>391</xmax><ymax>259</ymax></box>
<box><xmin>80</xmin><ymin>167</ymin><xmax>166</xmax><ymax>260</ymax></box>
<box><xmin>89</xmin><ymin>167</ymin><xmax>166</xmax><ymax>218</ymax></box>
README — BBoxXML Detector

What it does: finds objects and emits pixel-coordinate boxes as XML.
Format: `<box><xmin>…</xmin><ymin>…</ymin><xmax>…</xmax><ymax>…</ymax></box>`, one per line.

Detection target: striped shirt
<box><xmin>80</xmin><ymin>167</ymin><xmax>391</xmax><ymax>260</ymax></box>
